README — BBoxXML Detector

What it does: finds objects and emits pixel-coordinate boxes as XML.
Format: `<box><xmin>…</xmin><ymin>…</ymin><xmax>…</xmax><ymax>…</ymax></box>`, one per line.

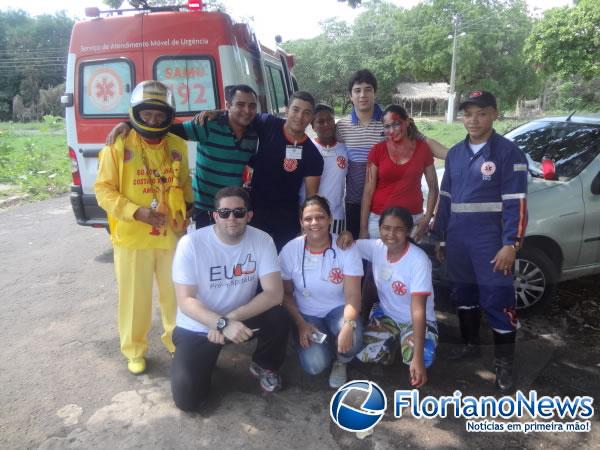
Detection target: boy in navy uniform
<box><xmin>433</xmin><ymin>91</ymin><xmax>528</xmax><ymax>393</ymax></box>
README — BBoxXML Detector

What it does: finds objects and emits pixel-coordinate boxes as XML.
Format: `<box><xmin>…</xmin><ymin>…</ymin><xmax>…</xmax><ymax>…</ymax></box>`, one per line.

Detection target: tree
<box><xmin>103</xmin><ymin>0</ymin><xmax>225</xmax><ymax>11</ymax></box>
<box><xmin>284</xmin><ymin>20</ymin><xmax>356</xmax><ymax>108</ymax></box>
<box><xmin>524</xmin><ymin>0</ymin><xmax>600</xmax><ymax>80</ymax></box>
<box><xmin>103</xmin><ymin>0</ymin><xmax>124</xmax><ymax>8</ymax></box>
<box><xmin>391</xmin><ymin>0</ymin><xmax>538</xmax><ymax>110</ymax></box>
<box><xmin>285</xmin><ymin>0</ymin><xmax>538</xmax><ymax>112</ymax></box>
<box><xmin>284</xmin><ymin>1</ymin><xmax>405</xmax><ymax>108</ymax></box>
<box><xmin>0</xmin><ymin>10</ymin><xmax>73</xmax><ymax>120</ymax></box>
<box><xmin>348</xmin><ymin>1</ymin><xmax>404</xmax><ymax>105</ymax></box>
<box><xmin>338</xmin><ymin>0</ymin><xmax>363</xmax><ymax>7</ymax></box>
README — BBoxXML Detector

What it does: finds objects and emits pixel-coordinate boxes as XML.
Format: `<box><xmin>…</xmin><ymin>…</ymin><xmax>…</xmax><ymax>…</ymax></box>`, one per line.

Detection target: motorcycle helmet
<box><xmin>129</xmin><ymin>80</ymin><xmax>175</xmax><ymax>139</ymax></box>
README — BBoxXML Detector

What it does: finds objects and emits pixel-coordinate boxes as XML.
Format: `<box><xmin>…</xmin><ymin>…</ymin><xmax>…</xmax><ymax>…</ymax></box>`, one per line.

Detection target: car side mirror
<box><xmin>591</xmin><ymin>171</ymin><xmax>600</xmax><ymax>195</ymax></box>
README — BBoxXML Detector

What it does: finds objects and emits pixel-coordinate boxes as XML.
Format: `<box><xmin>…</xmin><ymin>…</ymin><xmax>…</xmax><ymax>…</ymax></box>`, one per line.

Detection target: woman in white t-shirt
<box><xmin>339</xmin><ymin>206</ymin><xmax>437</xmax><ymax>388</ymax></box>
<box><xmin>280</xmin><ymin>195</ymin><xmax>364</xmax><ymax>388</ymax></box>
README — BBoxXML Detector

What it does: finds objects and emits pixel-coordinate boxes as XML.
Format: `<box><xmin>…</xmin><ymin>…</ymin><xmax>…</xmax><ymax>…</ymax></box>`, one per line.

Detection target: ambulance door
<box><xmin>70</xmin><ymin>15</ymin><xmax>144</xmax><ymax>225</ymax></box>
<box><xmin>141</xmin><ymin>12</ymin><xmax>223</xmax><ymax>170</ymax></box>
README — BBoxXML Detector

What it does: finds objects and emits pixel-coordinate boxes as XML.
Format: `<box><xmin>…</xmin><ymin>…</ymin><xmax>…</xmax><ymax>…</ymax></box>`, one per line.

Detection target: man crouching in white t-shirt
<box><xmin>170</xmin><ymin>186</ymin><xmax>289</xmax><ymax>411</ymax></box>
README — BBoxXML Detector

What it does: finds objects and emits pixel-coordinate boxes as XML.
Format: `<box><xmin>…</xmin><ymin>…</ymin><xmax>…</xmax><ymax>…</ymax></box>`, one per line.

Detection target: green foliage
<box><xmin>0</xmin><ymin>123</ymin><xmax>69</xmax><ymax>199</ymax></box>
<box><xmin>392</xmin><ymin>0</ymin><xmax>539</xmax><ymax>109</ymax></box>
<box><xmin>103</xmin><ymin>0</ymin><xmax>124</xmax><ymax>8</ymax></box>
<box><xmin>284</xmin><ymin>2</ymin><xmax>405</xmax><ymax>109</ymax></box>
<box><xmin>525</xmin><ymin>0</ymin><xmax>600</xmax><ymax>80</ymax></box>
<box><xmin>42</xmin><ymin>115</ymin><xmax>65</xmax><ymax>130</ymax></box>
<box><xmin>0</xmin><ymin>11</ymin><xmax>73</xmax><ymax>121</ymax></box>
<box><xmin>341</xmin><ymin>0</ymin><xmax>363</xmax><ymax>7</ymax></box>
<box><xmin>542</xmin><ymin>76</ymin><xmax>600</xmax><ymax>113</ymax></box>
<box><xmin>284</xmin><ymin>0</ymin><xmax>540</xmax><ymax>112</ymax></box>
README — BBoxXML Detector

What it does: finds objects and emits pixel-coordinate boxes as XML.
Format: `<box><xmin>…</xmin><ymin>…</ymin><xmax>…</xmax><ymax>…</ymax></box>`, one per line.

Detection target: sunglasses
<box><xmin>216</xmin><ymin>207</ymin><xmax>247</xmax><ymax>219</ymax></box>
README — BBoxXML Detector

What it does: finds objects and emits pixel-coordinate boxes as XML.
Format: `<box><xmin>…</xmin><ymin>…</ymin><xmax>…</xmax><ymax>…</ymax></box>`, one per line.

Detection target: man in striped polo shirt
<box><xmin>107</xmin><ymin>84</ymin><xmax>260</xmax><ymax>229</ymax></box>
<box><xmin>335</xmin><ymin>69</ymin><xmax>384</xmax><ymax>239</ymax></box>
<box><xmin>181</xmin><ymin>85</ymin><xmax>259</xmax><ymax>228</ymax></box>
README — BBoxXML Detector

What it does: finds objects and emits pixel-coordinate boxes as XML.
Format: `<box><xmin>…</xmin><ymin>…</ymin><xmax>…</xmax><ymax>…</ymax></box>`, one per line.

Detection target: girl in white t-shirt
<box><xmin>339</xmin><ymin>206</ymin><xmax>437</xmax><ymax>388</ymax></box>
<box><xmin>280</xmin><ymin>195</ymin><xmax>364</xmax><ymax>388</ymax></box>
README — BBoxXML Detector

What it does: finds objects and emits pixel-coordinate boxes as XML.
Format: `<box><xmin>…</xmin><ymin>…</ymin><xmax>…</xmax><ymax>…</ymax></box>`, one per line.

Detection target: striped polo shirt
<box><xmin>183</xmin><ymin>113</ymin><xmax>258</xmax><ymax>212</ymax></box>
<box><xmin>335</xmin><ymin>105</ymin><xmax>384</xmax><ymax>204</ymax></box>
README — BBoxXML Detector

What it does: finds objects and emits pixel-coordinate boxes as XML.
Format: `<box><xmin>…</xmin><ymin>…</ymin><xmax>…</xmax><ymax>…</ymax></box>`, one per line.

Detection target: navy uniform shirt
<box><xmin>249</xmin><ymin>114</ymin><xmax>323</xmax><ymax>211</ymax></box>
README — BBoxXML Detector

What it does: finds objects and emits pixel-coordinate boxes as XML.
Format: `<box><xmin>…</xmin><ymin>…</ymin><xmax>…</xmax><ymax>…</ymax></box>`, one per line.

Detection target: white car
<box><xmin>424</xmin><ymin>114</ymin><xmax>600</xmax><ymax>310</ymax></box>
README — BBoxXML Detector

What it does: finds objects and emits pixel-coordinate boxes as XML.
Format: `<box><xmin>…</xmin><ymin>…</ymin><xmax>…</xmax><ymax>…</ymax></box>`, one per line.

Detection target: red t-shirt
<box><xmin>368</xmin><ymin>140</ymin><xmax>434</xmax><ymax>215</ymax></box>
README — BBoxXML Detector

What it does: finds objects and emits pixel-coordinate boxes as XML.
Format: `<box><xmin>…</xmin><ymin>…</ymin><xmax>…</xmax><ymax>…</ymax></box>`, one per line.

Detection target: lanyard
<box><xmin>301</xmin><ymin>234</ymin><xmax>337</xmax><ymax>289</ymax></box>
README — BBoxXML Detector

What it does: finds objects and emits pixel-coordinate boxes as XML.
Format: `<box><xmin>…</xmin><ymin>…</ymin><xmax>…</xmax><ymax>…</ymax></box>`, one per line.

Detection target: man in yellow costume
<box><xmin>96</xmin><ymin>81</ymin><xmax>193</xmax><ymax>375</ymax></box>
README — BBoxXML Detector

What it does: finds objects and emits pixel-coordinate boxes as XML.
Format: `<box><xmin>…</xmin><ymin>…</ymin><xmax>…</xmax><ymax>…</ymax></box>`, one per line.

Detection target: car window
<box><xmin>506</xmin><ymin>121</ymin><xmax>600</xmax><ymax>179</ymax></box>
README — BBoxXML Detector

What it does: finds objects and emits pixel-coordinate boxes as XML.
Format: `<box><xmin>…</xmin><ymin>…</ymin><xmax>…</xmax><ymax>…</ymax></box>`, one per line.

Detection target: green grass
<box><xmin>414</xmin><ymin>118</ymin><xmax>527</xmax><ymax>148</ymax></box>
<box><xmin>0</xmin><ymin>116</ymin><xmax>530</xmax><ymax>201</ymax></box>
<box><xmin>0</xmin><ymin>119</ymin><xmax>69</xmax><ymax>199</ymax></box>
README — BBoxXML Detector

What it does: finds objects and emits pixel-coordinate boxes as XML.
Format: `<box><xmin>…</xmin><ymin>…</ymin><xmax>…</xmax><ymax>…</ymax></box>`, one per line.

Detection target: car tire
<box><xmin>513</xmin><ymin>246</ymin><xmax>558</xmax><ymax>311</ymax></box>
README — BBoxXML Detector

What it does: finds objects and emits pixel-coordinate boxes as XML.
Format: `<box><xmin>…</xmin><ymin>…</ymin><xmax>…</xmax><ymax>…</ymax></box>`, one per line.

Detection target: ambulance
<box><xmin>63</xmin><ymin>2</ymin><xmax>298</xmax><ymax>228</ymax></box>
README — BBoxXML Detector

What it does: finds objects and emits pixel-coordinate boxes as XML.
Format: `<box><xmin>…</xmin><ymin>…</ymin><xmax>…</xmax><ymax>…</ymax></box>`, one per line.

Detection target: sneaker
<box><xmin>328</xmin><ymin>361</ymin><xmax>347</xmax><ymax>389</ymax></box>
<box><xmin>127</xmin><ymin>357</ymin><xmax>146</xmax><ymax>375</ymax></box>
<box><xmin>249</xmin><ymin>361</ymin><xmax>282</xmax><ymax>393</ymax></box>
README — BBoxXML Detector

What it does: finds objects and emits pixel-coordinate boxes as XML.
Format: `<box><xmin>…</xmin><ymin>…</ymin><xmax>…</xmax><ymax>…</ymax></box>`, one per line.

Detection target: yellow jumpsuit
<box><xmin>95</xmin><ymin>131</ymin><xmax>193</xmax><ymax>359</ymax></box>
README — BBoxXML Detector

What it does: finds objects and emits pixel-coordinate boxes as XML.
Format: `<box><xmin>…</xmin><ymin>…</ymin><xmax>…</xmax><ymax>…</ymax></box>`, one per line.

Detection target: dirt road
<box><xmin>0</xmin><ymin>195</ymin><xmax>598</xmax><ymax>449</ymax></box>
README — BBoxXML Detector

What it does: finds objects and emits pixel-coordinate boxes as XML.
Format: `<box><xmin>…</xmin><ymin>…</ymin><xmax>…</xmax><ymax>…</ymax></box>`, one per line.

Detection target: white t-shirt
<box><xmin>469</xmin><ymin>141</ymin><xmax>487</xmax><ymax>154</ymax></box>
<box><xmin>172</xmin><ymin>225</ymin><xmax>280</xmax><ymax>332</ymax></box>
<box><xmin>279</xmin><ymin>234</ymin><xmax>363</xmax><ymax>318</ymax></box>
<box><xmin>299</xmin><ymin>140</ymin><xmax>348</xmax><ymax>220</ymax></box>
<box><xmin>355</xmin><ymin>239</ymin><xmax>435</xmax><ymax>323</ymax></box>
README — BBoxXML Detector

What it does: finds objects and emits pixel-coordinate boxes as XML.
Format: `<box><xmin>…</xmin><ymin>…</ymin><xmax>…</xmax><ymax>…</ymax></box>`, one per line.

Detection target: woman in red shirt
<box><xmin>360</xmin><ymin>105</ymin><xmax>439</xmax><ymax>241</ymax></box>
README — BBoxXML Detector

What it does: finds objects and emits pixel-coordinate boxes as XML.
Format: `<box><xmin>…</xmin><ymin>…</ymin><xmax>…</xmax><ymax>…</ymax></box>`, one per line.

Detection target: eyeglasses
<box><xmin>383</xmin><ymin>121</ymin><xmax>404</xmax><ymax>130</ymax></box>
<box><xmin>216</xmin><ymin>207</ymin><xmax>247</xmax><ymax>219</ymax></box>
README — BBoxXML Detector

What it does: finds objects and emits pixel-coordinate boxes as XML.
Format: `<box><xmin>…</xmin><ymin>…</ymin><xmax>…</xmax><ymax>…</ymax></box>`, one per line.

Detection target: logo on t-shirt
<box><xmin>283</xmin><ymin>158</ymin><xmax>298</xmax><ymax>172</ymax></box>
<box><xmin>209</xmin><ymin>253</ymin><xmax>256</xmax><ymax>285</ymax></box>
<box><xmin>123</xmin><ymin>148</ymin><xmax>133</xmax><ymax>162</ymax></box>
<box><xmin>329</xmin><ymin>267</ymin><xmax>344</xmax><ymax>284</ymax></box>
<box><xmin>171</xmin><ymin>150</ymin><xmax>182</xmax><ymax>161</ymax></box>
<box><xmin>336</xmin><ymin>155</ymin><xmax>347</xmax><ymax>169</ymax></box>
<box><xmin>392</xmin><ymin>280</ymin><xmax>407</xmax><ymax>296</ymax></box>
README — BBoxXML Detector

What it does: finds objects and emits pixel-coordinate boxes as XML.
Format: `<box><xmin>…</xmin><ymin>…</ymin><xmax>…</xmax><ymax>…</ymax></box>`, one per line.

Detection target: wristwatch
<box><xmin>343</xmin><ymin>319</ymin><xmax>357</xmax><ymax>329</ymax></box>
<box><xmin>216</xmin><ymin>317</ymin><xmax>229</xmax><ymax>332</ymax></box>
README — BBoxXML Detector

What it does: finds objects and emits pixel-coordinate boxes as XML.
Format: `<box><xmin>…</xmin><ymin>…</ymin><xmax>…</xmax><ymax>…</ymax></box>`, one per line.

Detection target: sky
<box><xmin>0</xmin><ymin>0</ymin><xmax>574</xmax><ymax>44</ymax></box>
